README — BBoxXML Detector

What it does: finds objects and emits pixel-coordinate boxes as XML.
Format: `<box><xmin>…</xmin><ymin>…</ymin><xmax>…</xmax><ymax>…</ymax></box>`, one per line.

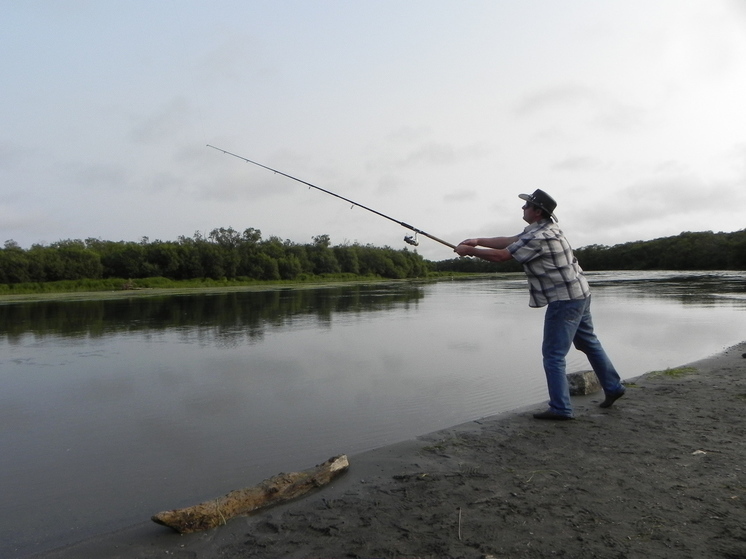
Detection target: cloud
<box><xmin>366</xmin><ymin>141</ymin><xmax>490</xmax><ymax>174</ymax></box>
<box><xmin>66</xmin><ymin>161</ymin><xmax>129</xmax><ymax>191</ymax></box>
<box><xmin>514</xmin><ymin>84</ymin><xmax>598</xmax><ymax>116</ymax></box>
<box><xmin>385</xmin><ymin>126</ymin><xmax>433</xmax><ymax>143</ymax></box>
<box><xmin>568</xmin><ymin>172</ymin><xmax>746</xmax><ymax>247</ymax></box>
<box><xmin>395</xmin><ymin>142</ymin><xmax>488</xmax><ymax>167</ymax></box>
<box><xmin>589</xmin><ymin>102</ymin><xmax>649</xmax><ymax>133</ymax></box>
<box><xmin>129</xmin><ymin>97</ymin><xmax>194</xmax><ymax>144</ymax></box>
<box><xmin>0</xmin><ymin>204</ymin><xmax>49</xmax><ymax>235</ymax></box>
<box><xmin>0</xmin><ymin>141</ymin><xmax>34</xmax><ymax>172</ymax></box>
<box><xmin>726</xmin><ymin>142</ymin><xmax>746</xmax><ymax>177</ymax></box>
<box><xmin>551</xmin><ymin>156</ymin><xmax>604</xmax><ymax>172</ymax></box>
<box><xmin>674</xmin><ymin>1</ymin><xmax>746</xmax><ymax>81</ymax></box>
<box><xmin>618</xmin><ymin>176</ymin><xmax>727</xmax><ymax>212</ymax></box>
<box><xmin>194</xmin><ymin>30</ymin><xmax>271</xmax><ymax>86</ymax></box>
<box><xmin>514</xmin><ymin>84</ymin><xmax>650</xmax><ymax>134</ymax></box>
<box><xmin>443</xmin><ymin>189</ymin><xmax>478</xmax><ymax>203</ymax></box>
<box><xmin>375</xmin><ymin>174</ymin><xmax>403</xmax><ymax>195</ymax></box>
<box><xmin>729</xmin><ymin>0</ymin><xmax>746</xmax><ymax>23</ymax></box>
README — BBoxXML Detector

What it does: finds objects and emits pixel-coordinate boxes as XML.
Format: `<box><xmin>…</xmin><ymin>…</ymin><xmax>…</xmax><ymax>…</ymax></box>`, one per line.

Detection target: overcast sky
<box><xmin>2</xmin><ymin>0</ymin><xmax>745</xmax><ymax>260</ymax></box>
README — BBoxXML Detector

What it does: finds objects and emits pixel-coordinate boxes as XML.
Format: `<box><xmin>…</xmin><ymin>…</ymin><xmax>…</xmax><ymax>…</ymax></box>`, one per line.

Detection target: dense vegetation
<box><xmin>0</xmin><ymin>227</ymin><xmax>429</xmax><ymax>290</ymax></box>
<box><xmin>1</xmin><ymin>228</ymin><xmax>744</xmax><ymax>293</ymax></box>
<box><xmin>575</xmin><ymin>230</ymin><xmax>746</xmax><ymax>271</ymax></box>
<box><xmin>431</xmin><ymin>229</ymin><xmax>746</xmax><ymax>273</ymax></box>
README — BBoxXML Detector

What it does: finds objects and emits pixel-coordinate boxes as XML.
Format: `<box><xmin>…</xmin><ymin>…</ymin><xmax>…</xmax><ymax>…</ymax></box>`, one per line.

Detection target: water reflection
<box><xmin>0</xmin><ymin>283</ymin><xmax>426</xmax><ymax>343</ymax></box>
<box><xmin>586</xmin><ymin>270</ymin><xmax>746</xmax><ymax>306</ymax></box>
<box><xmin>4</xmin><ymin>272</ymin><xmax>741</xmax><ymax>346</ymax></box>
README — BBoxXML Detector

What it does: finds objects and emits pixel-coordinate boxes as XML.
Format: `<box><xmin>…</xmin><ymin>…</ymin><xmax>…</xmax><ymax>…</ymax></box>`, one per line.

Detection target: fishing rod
<box><xmin>206</xmin><ymin>144</ymin><xmax>456</xmax><ymax>250</ymax></box>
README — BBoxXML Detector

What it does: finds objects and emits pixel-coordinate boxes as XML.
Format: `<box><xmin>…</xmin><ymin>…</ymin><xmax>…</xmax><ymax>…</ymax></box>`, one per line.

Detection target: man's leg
<box><xmin>572</xmin><ymin>296</ymin><xmax>625</xmax><ymax>405</ymax></box>
<box><xmin>541</xmin><ymin>299</ymin><xmax>586</xmax><ymax>417</ymax></box>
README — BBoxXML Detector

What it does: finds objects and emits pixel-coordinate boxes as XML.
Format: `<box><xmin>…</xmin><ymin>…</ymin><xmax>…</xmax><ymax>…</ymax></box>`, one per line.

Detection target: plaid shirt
<box><xmin>507</xmin><ymin>220</ymin><xmax>590</xmax><ymax>308</ymax></box>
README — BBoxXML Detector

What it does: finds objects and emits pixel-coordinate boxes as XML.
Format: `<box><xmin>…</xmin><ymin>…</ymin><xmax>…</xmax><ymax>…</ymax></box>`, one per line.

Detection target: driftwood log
<box><xmin>152</xmin><ymin>454</ymin><xmax>349</xmax><ymax>534</ymax></box>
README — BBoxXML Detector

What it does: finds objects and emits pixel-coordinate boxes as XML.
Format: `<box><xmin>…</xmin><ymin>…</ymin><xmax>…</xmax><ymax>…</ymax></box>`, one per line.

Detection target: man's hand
<box><xmin>454</xmin><ymin>240</ymin><xmax>514</xmax><ymax>263</ymax></box>
<box><xmin>453</xmin><ymin>236</ymin><xmax>515</xmax><ymax>261</ymax></box>
<box><xmin>454</xmin><ymin>243</ymin><xmax>473</xmax><ymax>257</ymax></box>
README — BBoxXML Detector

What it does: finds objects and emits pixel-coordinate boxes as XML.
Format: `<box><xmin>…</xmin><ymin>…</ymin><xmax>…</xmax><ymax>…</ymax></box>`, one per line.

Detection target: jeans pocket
<box><xmin>546</xmin><ymin>299</ymin><xmax>586</xmax><ymax>325</ymax></box>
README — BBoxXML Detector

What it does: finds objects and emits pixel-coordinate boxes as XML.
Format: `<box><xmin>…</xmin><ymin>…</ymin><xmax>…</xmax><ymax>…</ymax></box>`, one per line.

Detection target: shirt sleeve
<box><xmin>507</xmin><ymin>232</ymin><xmax>542</xmax><ymax>264</ymax></box>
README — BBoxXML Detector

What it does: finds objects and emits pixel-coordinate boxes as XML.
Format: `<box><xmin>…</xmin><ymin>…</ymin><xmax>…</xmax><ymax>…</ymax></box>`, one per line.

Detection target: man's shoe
<box><xmin>599</xmin><ymin>388</ymin><xmax>625</xmax><ymax>408</ymax></box>
<box><xmin>533</xmin><ymin>410</ymin><xmax>575</xmax><ymax>421</ymax></box>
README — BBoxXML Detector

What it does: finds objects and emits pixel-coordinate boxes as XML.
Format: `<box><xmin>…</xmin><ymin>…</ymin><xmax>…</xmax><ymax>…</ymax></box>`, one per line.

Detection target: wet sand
<box><xmin>34</xmin><ymin>341</ymin><xmax>746</xmax><ymax>559</ymax></box>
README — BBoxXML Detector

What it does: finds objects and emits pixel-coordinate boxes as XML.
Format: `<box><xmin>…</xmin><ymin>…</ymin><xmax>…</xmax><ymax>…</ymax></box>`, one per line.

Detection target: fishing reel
<box><xmin>403</xmin><ymin>235</ymin><xmax>419</xmax><ymax>247</ymax></box>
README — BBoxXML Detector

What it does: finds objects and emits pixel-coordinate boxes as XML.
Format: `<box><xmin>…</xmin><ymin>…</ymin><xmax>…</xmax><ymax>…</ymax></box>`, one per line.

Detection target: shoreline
<box><xmin>31</xmin><ymin>341</ymin><xmax>746</xmax><ymax>559</ymax></box>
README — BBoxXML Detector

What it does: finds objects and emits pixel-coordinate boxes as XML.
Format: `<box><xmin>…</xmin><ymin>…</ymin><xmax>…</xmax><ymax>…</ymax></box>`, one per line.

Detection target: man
<box><xmin>454</xmin><ymin>189</ymin><xmax>625</xmax><ymax>420</ymax></box>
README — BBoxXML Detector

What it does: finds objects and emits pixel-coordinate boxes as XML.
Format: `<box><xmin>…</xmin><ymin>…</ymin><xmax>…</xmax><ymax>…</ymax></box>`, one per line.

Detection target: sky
<box><xmin>2</xmin><ymin>0</ymin><xmax>746</xmax><ymax>261</ymax></box>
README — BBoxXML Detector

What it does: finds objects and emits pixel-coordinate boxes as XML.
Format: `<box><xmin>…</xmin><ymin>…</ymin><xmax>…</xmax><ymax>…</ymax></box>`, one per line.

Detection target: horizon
<box><xmin>4</xmin><ymin>224</ymin><xmax>742</xmax><ymax>262</ymax></box>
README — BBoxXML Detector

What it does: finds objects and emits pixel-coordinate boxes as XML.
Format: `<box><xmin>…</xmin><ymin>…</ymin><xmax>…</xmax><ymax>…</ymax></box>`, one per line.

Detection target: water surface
<box><xmin>1</xmin><ymin>271</ymin><xmax>745</xmax><ymax>557</ymax></box>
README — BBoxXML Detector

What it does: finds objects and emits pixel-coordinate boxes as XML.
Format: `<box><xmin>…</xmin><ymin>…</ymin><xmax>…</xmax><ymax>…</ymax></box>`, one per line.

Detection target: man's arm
<box><xmin>454</xmin><ymin>236</ymin><xmax>517</xmax><ymax>262</ymax></box>
<box><xmin>458</xmin><ymin>236</ymin><xmax>518</xmax><ymax>249</ymax></box>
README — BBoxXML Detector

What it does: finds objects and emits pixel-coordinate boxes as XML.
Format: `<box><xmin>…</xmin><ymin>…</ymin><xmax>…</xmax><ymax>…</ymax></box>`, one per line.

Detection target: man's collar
<box><xmin>523</xmin><ymin>218</ymin><xmax>552</xmax><ymax>233</ymax></box>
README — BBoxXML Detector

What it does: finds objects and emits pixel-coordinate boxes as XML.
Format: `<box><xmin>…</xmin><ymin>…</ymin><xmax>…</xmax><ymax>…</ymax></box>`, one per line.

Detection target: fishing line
<box><xmin>206</xmin><ymin>145</ymin><xmax>457</xmax><ymax>250</ymax></box>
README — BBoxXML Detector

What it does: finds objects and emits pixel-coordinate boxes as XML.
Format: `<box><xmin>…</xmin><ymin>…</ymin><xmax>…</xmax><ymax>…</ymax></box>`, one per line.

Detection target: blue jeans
<box><xmin>542</xmin><ymin>296</ymin><xmax>623</xmax><ymax>417</ymax></box>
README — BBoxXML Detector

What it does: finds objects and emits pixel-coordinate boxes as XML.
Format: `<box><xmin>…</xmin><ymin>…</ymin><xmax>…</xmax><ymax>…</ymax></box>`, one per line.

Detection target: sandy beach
<box><xmin>33</xmin><ymin>341</ymin><xmax>746</xmax><ymax>559</ymax></box>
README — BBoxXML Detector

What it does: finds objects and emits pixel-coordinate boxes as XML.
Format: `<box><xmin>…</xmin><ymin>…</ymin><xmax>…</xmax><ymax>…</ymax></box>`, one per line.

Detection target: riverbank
<box><xmin>32</xmin><ymin>341</ymin><xmax>746</xmax><ymax>559</ymax></box>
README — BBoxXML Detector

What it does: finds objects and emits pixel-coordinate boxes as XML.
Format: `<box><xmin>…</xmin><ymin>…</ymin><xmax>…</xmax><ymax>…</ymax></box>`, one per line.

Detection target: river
<box><xmin>1</xmin><ymin>271</ymin><xmax>745</xmax><ymax>558</ymax></box>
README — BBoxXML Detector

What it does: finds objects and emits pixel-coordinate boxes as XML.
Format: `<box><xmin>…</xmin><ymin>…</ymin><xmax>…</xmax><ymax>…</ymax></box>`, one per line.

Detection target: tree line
<box><xmin>1</xmin><ymin>227</ymin><xmax>744</xmax><ymax>286</ymax></box>
<box><xmin>574</xmin><ymin>229</ymin><xmax>746</xmax><ymax>271</ymax></box>
<box><xmin>432</xmin><ymin>229</ymin><xmax>746</xmax><ymax>273</ymax></box>
<box><xmin>0</xmin><ymin>227</ymin><xmax>430</xmax><ymax>285</ymax></box>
